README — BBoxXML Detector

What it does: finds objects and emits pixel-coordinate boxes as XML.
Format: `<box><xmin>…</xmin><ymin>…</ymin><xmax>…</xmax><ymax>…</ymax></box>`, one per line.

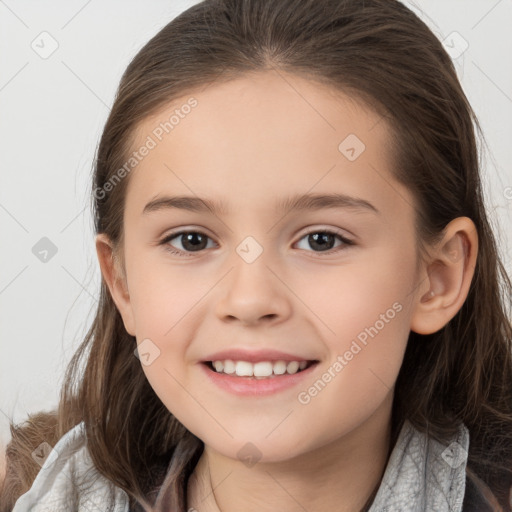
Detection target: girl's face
<box><xmin>109</xmin><ymin>71</ymin><xmax>428</xmax><ymax>462</ymax></box>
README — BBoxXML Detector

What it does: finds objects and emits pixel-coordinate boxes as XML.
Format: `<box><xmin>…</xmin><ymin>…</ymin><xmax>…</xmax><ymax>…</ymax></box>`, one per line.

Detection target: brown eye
<box><xmin>161</xmin><ymin>231</ymin><xmax>216</xmax><ymax>256</ymax></box>
<box><xmin>295</xmin><ymin>230</ymin><xmax>354</xmax><ymax>254</ymax></box>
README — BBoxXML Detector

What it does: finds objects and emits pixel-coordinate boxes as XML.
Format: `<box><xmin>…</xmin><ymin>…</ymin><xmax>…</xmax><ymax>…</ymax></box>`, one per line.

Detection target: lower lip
<box><xmin>199</xmin><ymin>362</ymin><xmax>319</xmax><ymax>396</ymax></box>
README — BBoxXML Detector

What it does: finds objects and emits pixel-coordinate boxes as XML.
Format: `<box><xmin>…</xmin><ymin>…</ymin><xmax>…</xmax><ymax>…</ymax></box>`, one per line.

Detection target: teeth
<box><xmin>210</xmin><ymin>359</ymin><xmax>311</xmax><ymax>377</ymax></box>
<box><xmin>273</xmin><ymin>361</ymin><xmax>287</xmax><ymax>375</ymax></box>
<box><xmin>253</xmin><ymin>362</ymin><xmax>273</xmax><ymax>377</ymax></box>
<box><xmin>236</xmin><ymin>361</ymin><xmax>253</xmax><ymax>376</ymax></box>
<box><xmin>223</xmin><ymin>360</ymin><xmax>236</xmax><ymax>374</ymax></box>
<box><xmin>287</xmin><ymin>361</ymin><xmax>299</xmax><ymax>374</ymax></box>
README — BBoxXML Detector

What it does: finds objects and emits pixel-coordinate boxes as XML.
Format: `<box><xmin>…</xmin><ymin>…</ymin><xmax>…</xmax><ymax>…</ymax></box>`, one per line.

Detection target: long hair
<box><xmin>2</xmin><ymin>1</ymin><xmax>511</xmax><ymax>510</ymax></box>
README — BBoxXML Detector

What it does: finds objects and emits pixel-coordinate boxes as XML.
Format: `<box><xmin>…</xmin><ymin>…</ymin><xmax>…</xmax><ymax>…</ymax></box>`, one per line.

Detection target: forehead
<box><xmin>124</xmin><ymin>70</ymin><xmax>407</xmax><ymax>220</ymax></box>
<box><xmin>133</xmin><ymin>69</ymin><xmax>389</xmax><ymax>152</ymax></box>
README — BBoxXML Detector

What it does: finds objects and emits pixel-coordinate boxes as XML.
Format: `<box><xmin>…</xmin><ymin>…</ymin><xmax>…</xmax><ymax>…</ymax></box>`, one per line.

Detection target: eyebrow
<box><xmin>142</xmin><ymin>192</ymin><xmax>379</xmax><ymax>216</ymax></box>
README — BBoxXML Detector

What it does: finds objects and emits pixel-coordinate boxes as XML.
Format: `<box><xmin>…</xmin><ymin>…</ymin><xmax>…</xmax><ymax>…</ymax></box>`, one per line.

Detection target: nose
<box><xmin>215</xmin><ymin>252</ymin><xmax>292</xmax><ymax>327</ymax></box>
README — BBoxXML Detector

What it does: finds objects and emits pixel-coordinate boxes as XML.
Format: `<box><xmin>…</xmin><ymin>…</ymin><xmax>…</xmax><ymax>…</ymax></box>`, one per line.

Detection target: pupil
<box><xmin>309</xmin><ymin>233</ymin><xmax>334</xmax><ymax>251</ymax></box>
<box><xmin>182</xmin><ymin>233</ymin><xmax>207</xmax><ymax>251</ymax></box>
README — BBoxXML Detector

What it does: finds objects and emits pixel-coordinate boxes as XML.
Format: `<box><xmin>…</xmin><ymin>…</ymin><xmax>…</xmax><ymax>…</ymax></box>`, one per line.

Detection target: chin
<box><xmin>202</xmin><ymin>432</ymin><xmax>311</xmax><ymax>464</ymax></box>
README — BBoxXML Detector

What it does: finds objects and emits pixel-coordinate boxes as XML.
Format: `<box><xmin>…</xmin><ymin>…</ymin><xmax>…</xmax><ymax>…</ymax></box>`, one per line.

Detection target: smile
<box><xmin>200</xmin><ymin>359</ymin><xmax>320</xmax><ymax>396</ymax></box>
<box><xmin>207</xmin><ymin>359</ymin><xmax>314</xmax><ymax>378</ymax></box>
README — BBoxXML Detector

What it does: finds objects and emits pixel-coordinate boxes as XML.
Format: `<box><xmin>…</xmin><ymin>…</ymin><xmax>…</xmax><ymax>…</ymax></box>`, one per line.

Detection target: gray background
<box><xmin>1</xmin><ymin>0</ymin><xmax>511</xmax><ymax>458</ymax></box>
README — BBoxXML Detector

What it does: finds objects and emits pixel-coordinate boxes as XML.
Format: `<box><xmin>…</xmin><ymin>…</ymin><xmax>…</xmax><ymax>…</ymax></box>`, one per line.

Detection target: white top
<box><xmin>12</xmin><ymin>418</ymin><xmax>469</xmax><ymax>511</ymax></box>
<box><xmin>12</xmin><ymin>421</ymin><xmax>129</xmax><ymax>512</ymax></box>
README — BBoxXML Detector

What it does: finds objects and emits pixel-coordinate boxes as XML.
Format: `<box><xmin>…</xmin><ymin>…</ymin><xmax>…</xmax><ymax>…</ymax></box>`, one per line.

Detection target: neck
<box><xmin>187</xmin><ymin>392</ymin><xmax>395</xmax><ymax>512</ymax></box>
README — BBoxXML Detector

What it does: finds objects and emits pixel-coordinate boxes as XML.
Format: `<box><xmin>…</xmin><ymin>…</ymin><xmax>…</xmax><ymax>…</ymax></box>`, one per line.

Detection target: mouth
<box><xmin>202</xmin><ymin>359</ymin><xmax>319</xmax><ymax>379</ymax></box>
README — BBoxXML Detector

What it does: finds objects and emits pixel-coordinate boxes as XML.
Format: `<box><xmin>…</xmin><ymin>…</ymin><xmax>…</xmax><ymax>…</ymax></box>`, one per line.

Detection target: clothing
<box><xmin>12</xmin><ymin>418</ymin><xmax>495</xmax><ymax>512</ymax></box>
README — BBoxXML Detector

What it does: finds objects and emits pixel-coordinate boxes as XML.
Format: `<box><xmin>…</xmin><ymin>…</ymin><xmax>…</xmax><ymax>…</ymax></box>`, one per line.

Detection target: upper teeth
<box><xmin>212</xmin><ymin>360</ymin><xmax>308</xmax><ymax>377</ymax></box>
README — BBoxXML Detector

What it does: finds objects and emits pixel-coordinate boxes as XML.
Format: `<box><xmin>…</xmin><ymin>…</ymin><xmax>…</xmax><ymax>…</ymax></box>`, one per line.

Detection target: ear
<box><xmin>95</xmin><ymin>233</ymin><xmax>136</xmax><ymax>336</ymax></box>
<box><xmin>410</xmin><ymin>217</ymin><xmax>478</xmax><ymax>335</ymax></box>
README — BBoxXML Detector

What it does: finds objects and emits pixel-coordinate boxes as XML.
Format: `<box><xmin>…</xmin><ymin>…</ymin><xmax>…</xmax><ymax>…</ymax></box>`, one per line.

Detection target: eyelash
<box><xmin>159</xmin><ymin>228</ymin><xmax>355</xmax><ymax>258</ymax></box>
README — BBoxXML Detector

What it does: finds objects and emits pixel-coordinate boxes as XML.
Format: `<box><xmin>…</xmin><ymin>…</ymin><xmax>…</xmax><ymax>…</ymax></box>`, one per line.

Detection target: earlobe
<box><xmin>410</xmin><ymin>217</ymin><xmax>478</xmax><ymax>335</ymax></box>
<box><xmin>95</xmin><ymin>234</ymin><xmax>136</xmax><ymax>336</ymax></box>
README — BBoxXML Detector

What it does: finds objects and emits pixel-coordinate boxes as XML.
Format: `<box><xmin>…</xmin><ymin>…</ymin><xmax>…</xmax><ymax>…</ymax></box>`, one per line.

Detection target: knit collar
<box><xmin>368</xmin><ymin>419</ymin><xmax>469</xmax><ymax>511</ymax></box>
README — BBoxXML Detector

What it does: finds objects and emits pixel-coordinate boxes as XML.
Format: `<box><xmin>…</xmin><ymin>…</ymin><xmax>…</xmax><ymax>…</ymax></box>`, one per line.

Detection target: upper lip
<box><xmin>202</xmin><ymin>348</ymin><xmax>318</xmax><ymax>363</ymax></box>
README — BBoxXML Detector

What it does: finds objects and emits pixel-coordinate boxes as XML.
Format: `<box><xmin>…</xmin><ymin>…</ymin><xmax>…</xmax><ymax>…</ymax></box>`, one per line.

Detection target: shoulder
<box><xmin>11</xmin><ymin>422</ymin><xmax>129</xmax><ymax>512</ymax></box>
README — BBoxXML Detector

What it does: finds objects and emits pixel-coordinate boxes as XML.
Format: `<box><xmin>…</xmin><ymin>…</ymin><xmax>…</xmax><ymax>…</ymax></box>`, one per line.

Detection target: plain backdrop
<box><xmin>1</xmin><ymin>0</ymin><xmax>511</xmax><ymax>453</ymax></box>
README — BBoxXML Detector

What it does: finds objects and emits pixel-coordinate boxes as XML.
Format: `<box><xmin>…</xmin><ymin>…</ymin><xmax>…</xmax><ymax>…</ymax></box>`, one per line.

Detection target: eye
<box><xmin>294</xmin><ymin>229</ymin><xmax>354</xmax><ymax>255</ymax></box>
<box><xmin>160</xmin><ymin>231</ymin><xmax>217</xmax><ymax>257</ymax></box>
<box><xmin>159</xmin><ymin>228</ymin><xmax>354</xmax><ymax>257</ymax></box>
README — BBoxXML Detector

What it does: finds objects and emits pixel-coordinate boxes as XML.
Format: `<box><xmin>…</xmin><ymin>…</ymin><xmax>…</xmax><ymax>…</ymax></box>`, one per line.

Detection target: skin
<box><xmin>96</xmin><ymin>70</ymin><xmax>478</xmax><ymax>512</ymax></box>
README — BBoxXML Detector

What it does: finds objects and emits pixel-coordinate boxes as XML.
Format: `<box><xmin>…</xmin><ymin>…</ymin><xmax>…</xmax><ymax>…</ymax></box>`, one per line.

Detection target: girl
<box><xmin>2</xmin><ymin>0</ymin><xmax>512</xmax><ymax>511</ymax></box>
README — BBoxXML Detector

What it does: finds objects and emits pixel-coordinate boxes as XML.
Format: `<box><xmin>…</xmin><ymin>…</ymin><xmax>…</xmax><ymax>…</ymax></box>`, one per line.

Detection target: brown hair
<box><xmin>2</xmin><ymin>0</ymin><xmax>511</xmax><ymax>510</ymax></box>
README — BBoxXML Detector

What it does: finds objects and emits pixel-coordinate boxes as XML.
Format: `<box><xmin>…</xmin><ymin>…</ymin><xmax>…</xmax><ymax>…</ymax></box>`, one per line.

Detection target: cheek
<box><xmin>127</xmin><ymin>255</ymin><xmax>214</xmax><ymax>399</ymax></box>
<box><xmin>127</xmin><ymin>251</ymin><xmax>205</xmax><ymax>337</ymax></box>
<box><xmin>285</xmin><ymin>253</ymin><xmax>415</xmax><ymax>450</ymax></box>
<box><xmin>302</xmin><ymin>247</ymin><xmax>414</xmax><ymax>335</ymax></box>
<box><xmin>125</xmin><ymin>256</ymin><xmax>187</xmax><ymax>370</ymax></box>
<box><xmin>298</xmin><ymin>248</ymin><xmax>415</xmax><ymax>383</ymax></box>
